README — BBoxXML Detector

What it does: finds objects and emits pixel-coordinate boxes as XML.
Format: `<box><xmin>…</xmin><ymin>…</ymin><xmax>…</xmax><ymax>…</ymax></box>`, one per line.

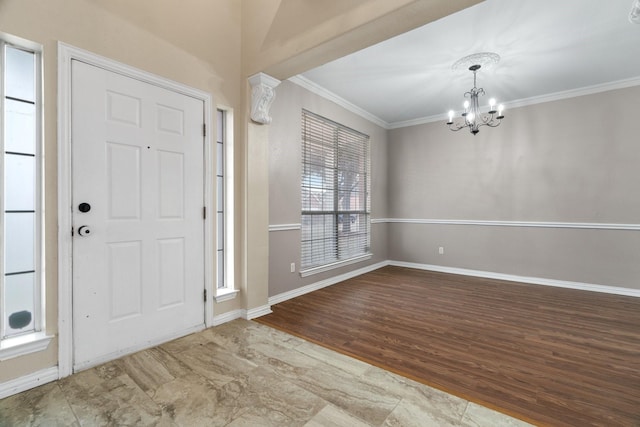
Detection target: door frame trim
<box><xmin>57</xmin><ymin>42</ymin><xmax>215</xmax><ymax>378</ymax></box>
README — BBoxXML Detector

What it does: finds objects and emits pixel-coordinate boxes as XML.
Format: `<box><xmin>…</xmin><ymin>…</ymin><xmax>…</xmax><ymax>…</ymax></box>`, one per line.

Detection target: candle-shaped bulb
<box><xmin>489</xmin><ymin>98</ymin><xmax>496</xmax><ymax>109</ymax></box>
<box><xmin>467</xmin><ymin>112</ymin><xmax>475</xmax><ymax>123</ymax></box>
<box><xmin>463</xmin><ymin>100</ymin><xmax>470</xmax><ymax>110</ymax></box>
<box><xmin>448</xmin><ymin>110</ymin><xmax>454</xmax><ymax>123</ymax></box>
<box><xmin>498</xmin><ymin>104</ymin><xmax>504</xmax><ymax>116</ymax></box>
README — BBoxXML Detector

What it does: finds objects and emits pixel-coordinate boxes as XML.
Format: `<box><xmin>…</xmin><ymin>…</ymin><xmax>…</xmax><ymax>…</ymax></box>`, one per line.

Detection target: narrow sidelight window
<box><xmin>216</xmin><ymin>109</ymin><xmax>225</xmax><ymax>289</ymax></box>
<box><xmin>1</xmin><ymin>41</ymin><xmax>42</xmax><ymax>340</ymax></box>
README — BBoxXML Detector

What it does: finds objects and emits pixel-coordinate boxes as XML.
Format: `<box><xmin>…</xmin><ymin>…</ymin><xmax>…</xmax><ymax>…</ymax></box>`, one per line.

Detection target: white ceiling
<box><xmin>298</xmin><ymin>0</ymin><xmax>640</xmax><ymax>129</ymax></box>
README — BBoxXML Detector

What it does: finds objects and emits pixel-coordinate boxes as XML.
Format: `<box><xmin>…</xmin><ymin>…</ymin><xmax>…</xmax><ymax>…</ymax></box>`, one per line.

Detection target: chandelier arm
<box><xmin>445</xmin><ymin>61</ymin><xmax>505</xmax><ymax>135</ymax></box>
<box><xmin>447</xmin><ymin>121</ymin><xmax>468</xmax><ymax>132</ymax></box>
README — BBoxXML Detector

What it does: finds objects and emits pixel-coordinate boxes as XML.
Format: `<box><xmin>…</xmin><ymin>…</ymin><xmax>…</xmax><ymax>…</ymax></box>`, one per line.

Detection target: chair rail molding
<box><xmin>373</xmin><ymin>218</ymin><xmax>640</xmax><ymax>231</ymax></box>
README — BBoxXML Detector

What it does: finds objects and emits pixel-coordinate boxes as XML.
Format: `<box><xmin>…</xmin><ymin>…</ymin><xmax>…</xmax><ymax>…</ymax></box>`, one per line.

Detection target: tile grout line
<box><xmin>459</xmin><ymin>400</ymin><xmax>471</xmax><ymax>425</ymax></box>
<box><xmin>56</xmin><ymin>381</ymin><xmax>82</xmax><ymax>426</ymax></box>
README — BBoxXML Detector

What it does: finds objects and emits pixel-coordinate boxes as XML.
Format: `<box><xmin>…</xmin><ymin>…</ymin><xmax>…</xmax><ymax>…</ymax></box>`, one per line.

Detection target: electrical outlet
<box><xmin>438</xmin><ymin>246</ymin><xmax>444</xmax><ymax>255</ymax></box>
<box><xmin>290</xmin><ymin>262</ymin><xmax>296</xmax><ymax>273</ymax></box>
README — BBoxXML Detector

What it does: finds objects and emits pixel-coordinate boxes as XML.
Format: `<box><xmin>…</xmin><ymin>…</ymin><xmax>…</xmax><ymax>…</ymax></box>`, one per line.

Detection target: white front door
<box><xmin>71</xmin><ymin>60</ymin><xmax>205</xmax><ymax>370</ymax></box>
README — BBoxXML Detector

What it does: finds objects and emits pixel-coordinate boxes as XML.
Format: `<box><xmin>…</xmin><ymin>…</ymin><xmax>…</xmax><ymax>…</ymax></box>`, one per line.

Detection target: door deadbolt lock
<box><xmin>78</xmin><ymin>203</ymin><xmax>91</xmax><ymax>213</ymax></box>
<box><xmin>77</xmin><ymin>226</ymin><xmax>92</xmax><ymax>237</ymax></box>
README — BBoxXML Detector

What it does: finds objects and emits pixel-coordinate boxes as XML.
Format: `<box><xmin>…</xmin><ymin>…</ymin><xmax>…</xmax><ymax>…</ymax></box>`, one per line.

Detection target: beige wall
<box><xmin>0</xmin><ymin>0</ymin><xmax>471</xmax><ymax>387</ymax></box>
<box><xmin>241</xmin><ymin>0</ymin><xmax>481</xmax><ymax>79</ymax></box>
<box><xmin>267</xmin><ymin>81</ymin><xmax>389</xmax><ymax>297</ymax></box>
<box><xmin>388</xmin><ymin>86</ymin><xmax>640</xmax><ymax>289</ymax></box>
<box><xmin>0</xmin><ymin>0</ymin><xmax>244</xmax><ymax>383</ymax></box>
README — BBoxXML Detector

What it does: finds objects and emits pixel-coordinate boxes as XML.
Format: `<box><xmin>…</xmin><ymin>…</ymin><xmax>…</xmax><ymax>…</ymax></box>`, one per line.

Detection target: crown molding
<box><xmin>290</xmin><ymin>74</ymin><xmax>640</xmax><ymax>130</ymax></box>
<box><xmin>288</xmin><ymin>75</ymin><xmax>391</xmax><ymax>129</ymax></box>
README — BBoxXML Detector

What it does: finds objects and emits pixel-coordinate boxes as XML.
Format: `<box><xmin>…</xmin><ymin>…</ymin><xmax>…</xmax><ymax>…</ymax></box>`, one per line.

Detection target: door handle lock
<box><xmin>77</xmin><ymin>226</ymin><xmax>92</xmax><ymax>237</ymax></box>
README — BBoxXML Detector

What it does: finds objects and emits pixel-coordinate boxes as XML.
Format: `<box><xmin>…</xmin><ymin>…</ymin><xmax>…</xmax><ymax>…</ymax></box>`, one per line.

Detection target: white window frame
<box><xmin>0</xmin><ymin>34</ymin><xmax>52</xmax><ymax>361</ymax></box>
<box><xmin>213</xmin><ymin>106</ymin><xmax>237</xmax><ymax>302</ymax></box>
<box><xmin>300</xmin><ymin>110</ymin><xmax>372</xmax><ymax>277</ymax></box>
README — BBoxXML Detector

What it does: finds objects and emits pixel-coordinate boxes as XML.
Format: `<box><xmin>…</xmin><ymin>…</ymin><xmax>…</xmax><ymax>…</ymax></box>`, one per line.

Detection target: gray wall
<box><xmin>268</xmin><ymin>80</ymin><xmax>389</xmax><ymax>298</ymax></box>
<box><xmin>388</xmin><ymin>86</ymin><xmax>640</xmax><ymax>289</ymax></box>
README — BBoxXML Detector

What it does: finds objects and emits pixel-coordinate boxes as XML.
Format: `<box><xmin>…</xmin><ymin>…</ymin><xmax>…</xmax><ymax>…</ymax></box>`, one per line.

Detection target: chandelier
<box><xmin>446</xmin><ymin>53</ymin><xmax>504</xmax><ymax>135</ymax></box>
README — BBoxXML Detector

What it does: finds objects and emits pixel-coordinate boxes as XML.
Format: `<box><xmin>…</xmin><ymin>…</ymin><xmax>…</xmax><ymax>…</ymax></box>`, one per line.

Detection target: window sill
<box><xmin>300</xmin><ymin>253</ymin><xmax>373</xmax><ymax>278</ymax></box>
<box><xmin>214</xmin><ymin>289</ymin><xmax>240</xmax><ymax>303</ymax></box>
<box><xmin>0</xmin><ymin>332</ymin><xmax>54</xmax><ymax>361</ymax></box>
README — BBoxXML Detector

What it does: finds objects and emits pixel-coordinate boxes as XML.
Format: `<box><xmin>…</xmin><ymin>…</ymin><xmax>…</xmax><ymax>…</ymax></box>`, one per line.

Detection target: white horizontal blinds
<box><xmin>2</xmin><ymin>43</ymin><xmax>40</xmax><ymax>338</ymax></box>
<box><xmin>336</xmin><ymin>126</ymin><xmax>370</xmax><ymax>260</ymax></box>
<box><xmin>301</xmin><ymin>110</ymin><xmax>370</xmax><ymax>270</ymax></box>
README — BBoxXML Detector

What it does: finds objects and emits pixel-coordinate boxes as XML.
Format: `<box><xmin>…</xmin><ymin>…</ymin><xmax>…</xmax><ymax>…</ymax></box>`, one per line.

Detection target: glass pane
<box><xmin>5</xmin><ymin>46</ymin><xmax>35</xmax><ymax>102</ymax></box>
<box><xmin>4</xmin><ymin>212</ymin><xmax>35</xmax><ymax>274</ymax></box>
<box><xmin>321</xmin><ymin>189</ymin><xmax>334</xmax><ymax>211</ymax></box>
<box><xmin>216</xmin><ymin>142</ymin><xmax>224</xmax><ymax>176</ymax></box>
<box><xmin>4</xmin><ymin>153</ymin><xmax>35</xmax><ymax>211</ymax></box>
<box><xmin>4</xmin><ymin>273</ymin><xmax>36</xmax><ymax>337</ymax></box>
<box><xmin>5</xmin><ymin>99</ymin><xmax>36</xmax><ymax>154</ymax></box>
<box><xmin>216</xmin><ymin>176</ymin><xmax>224</xmax><ymax>211</ymax></box>
<box><xmin>217</xmin><ymin>250</ymin><xmax>225</xmax><ymax>288</ymax></box>
<box><xmin>216</xmin><ymin>212</ymin><xmax>224</xmax><ymax>250</ymax></box>
<box><xmin>216</xmin><ymin>110</ymin><xmax>224</xmax><ymax>143</ymax></box>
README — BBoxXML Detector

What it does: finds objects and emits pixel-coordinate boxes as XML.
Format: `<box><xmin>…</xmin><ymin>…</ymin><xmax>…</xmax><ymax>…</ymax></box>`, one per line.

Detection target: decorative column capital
<box><xmin>248</xmin><ymin>73</ymin><xmax>281</xmax><ymax>125</ymax></box>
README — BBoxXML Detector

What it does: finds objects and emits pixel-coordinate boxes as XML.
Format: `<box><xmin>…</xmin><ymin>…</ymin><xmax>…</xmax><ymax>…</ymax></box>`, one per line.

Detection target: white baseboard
<box><xmin>245</xmin><ymin>305</ymin><xmax>273</xmax><ymax>320</ymax></box>
<box><xmin>0</xmin><ymin>366</ymin><xmax>59</xmax><ymax>399</ymax></box>
<box><xmin>212</xmin><ymin>309</ymin><xmax>244</xmax><ymax>326</ymax></box>
<box><xmin>389</xmin><ymin>260</ymin><xmax>640</xmax><ymax>298</ymax></box>
<box><xmin>268</xmin><ymin>261</ymin><xmax>390</xmax><ymax>306</ymax></box>
<box><xmin>211</xmin><ymin>305</ymin><xmax>273</xmax><ymax>324</ymax></box>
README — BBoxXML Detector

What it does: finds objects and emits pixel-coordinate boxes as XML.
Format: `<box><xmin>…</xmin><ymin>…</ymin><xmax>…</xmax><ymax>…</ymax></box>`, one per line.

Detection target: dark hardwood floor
<box><xmin>256</xmin><ymin>266</ymin><xmax>640</xmax><ymax>427</ymax></box>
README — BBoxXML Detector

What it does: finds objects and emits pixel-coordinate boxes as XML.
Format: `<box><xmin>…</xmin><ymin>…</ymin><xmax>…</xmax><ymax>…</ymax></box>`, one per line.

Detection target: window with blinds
<box><xmin>301</xmin><ymin>110</ymin><xmax>370</xmax><ymax>272</ymax></box>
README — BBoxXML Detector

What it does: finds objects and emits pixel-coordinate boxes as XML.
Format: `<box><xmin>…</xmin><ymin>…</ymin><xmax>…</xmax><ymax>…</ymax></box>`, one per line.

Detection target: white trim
<box><xmin>374</xmin><ymin>218</ymin><xmax>640</xmax><ymax>231</ymax></box>
<box><xmin>389</xmin><ymin>261</ymin><xmax>640</xmax><ymax>298</ymax></box>
<box><xmin>389</xmin><ymin>113</ymin><xmax>452</xmax><ymax>130</ymax></box>
<box><xmin>57</xmin><ymin>43</ymin><xmax>74</xmax><ymax>379</ymax></box>
<box><xmin>269</xmin><ymin>259</ymin><xmax>640</xmax><ymax>307</ymax></box>
<box><xmin>270</xmin><ymin>261</ymin><xmax>389</xmax><ymax>306</ymax></box>
<box><xmin>288</xmin><ymin>76</ymin><xmax>390</xmax><ymax>129</ymax></box>
<box><xmin>300</xmin><ymin>253</ymin><xmax>373</xmax><ymax>278</ymax></box>
<box><xmin>212</xmin><ymin>306</ymin><xmax>273</xmax><ymax>323</ymax></box>
<box><xmin>0</xmin><ymin>332</ymin><xmax>53</xmax><ymax>361</ymax></box>
<box><xmin>504</xmin><ymin>76</ymin><xmax>640</xmax><ymax>112</ymax></box>
<box><xmin>203</xmin><ymin>90</ymin><xmax>215</xmax><ymax>329</ymax></box>
<box><xmin>213</xmin><ymin>288</ymin><xmax>239</xmax><ymax>303</ymax></box>
<box><xmin>0</xmin><ymin>38</ymin><xmax>46</xmax><ymax>350</ymax></box>
<box><xmin>73</xmin><ymin>324</ymin><xmax>205</xmax><ymax>372</ymax></box>
<box><xmin>0</xmin><ymin>366</ymin><xmax>59</xmax><ymax>399</ymax></box>
<box><xmin>223</xmin><ymin>107</ymin><xmax>236</xmax><ymax>298</ymax></box>
<box><xmin>290</xmin><ymin>74</ymin><xmax>640</xmax><ymax>130</ymax></box>
<box><xmin>57</xmin><ymin>42</ymin><xmax>214</xmax><ymax>377</ymax></box>
<box><xmin>268</xmin><ymin>223</ymin><xmax>301</xmax><ymax>232</ymax></box>
<box><xmin>388</xmin><ymin>76</ymin><xmax>640</xmax><ymax>128</ymax></box>
<box><xmin>212</xmin><ymin>309</ymin><xmax>243</xmax><ymax>326</ymax></box>
<box><xmin>245</xmin><ymin>305</ymin><xmax>273</xmax><ymax>320</ymax></box>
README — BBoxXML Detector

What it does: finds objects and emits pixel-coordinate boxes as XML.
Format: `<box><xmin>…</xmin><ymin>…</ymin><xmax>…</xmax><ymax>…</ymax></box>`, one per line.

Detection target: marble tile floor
<box><xmin>0</xmin><ymin>320</ymin><xmax>533</xmax><ymax>426</ymax></box>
